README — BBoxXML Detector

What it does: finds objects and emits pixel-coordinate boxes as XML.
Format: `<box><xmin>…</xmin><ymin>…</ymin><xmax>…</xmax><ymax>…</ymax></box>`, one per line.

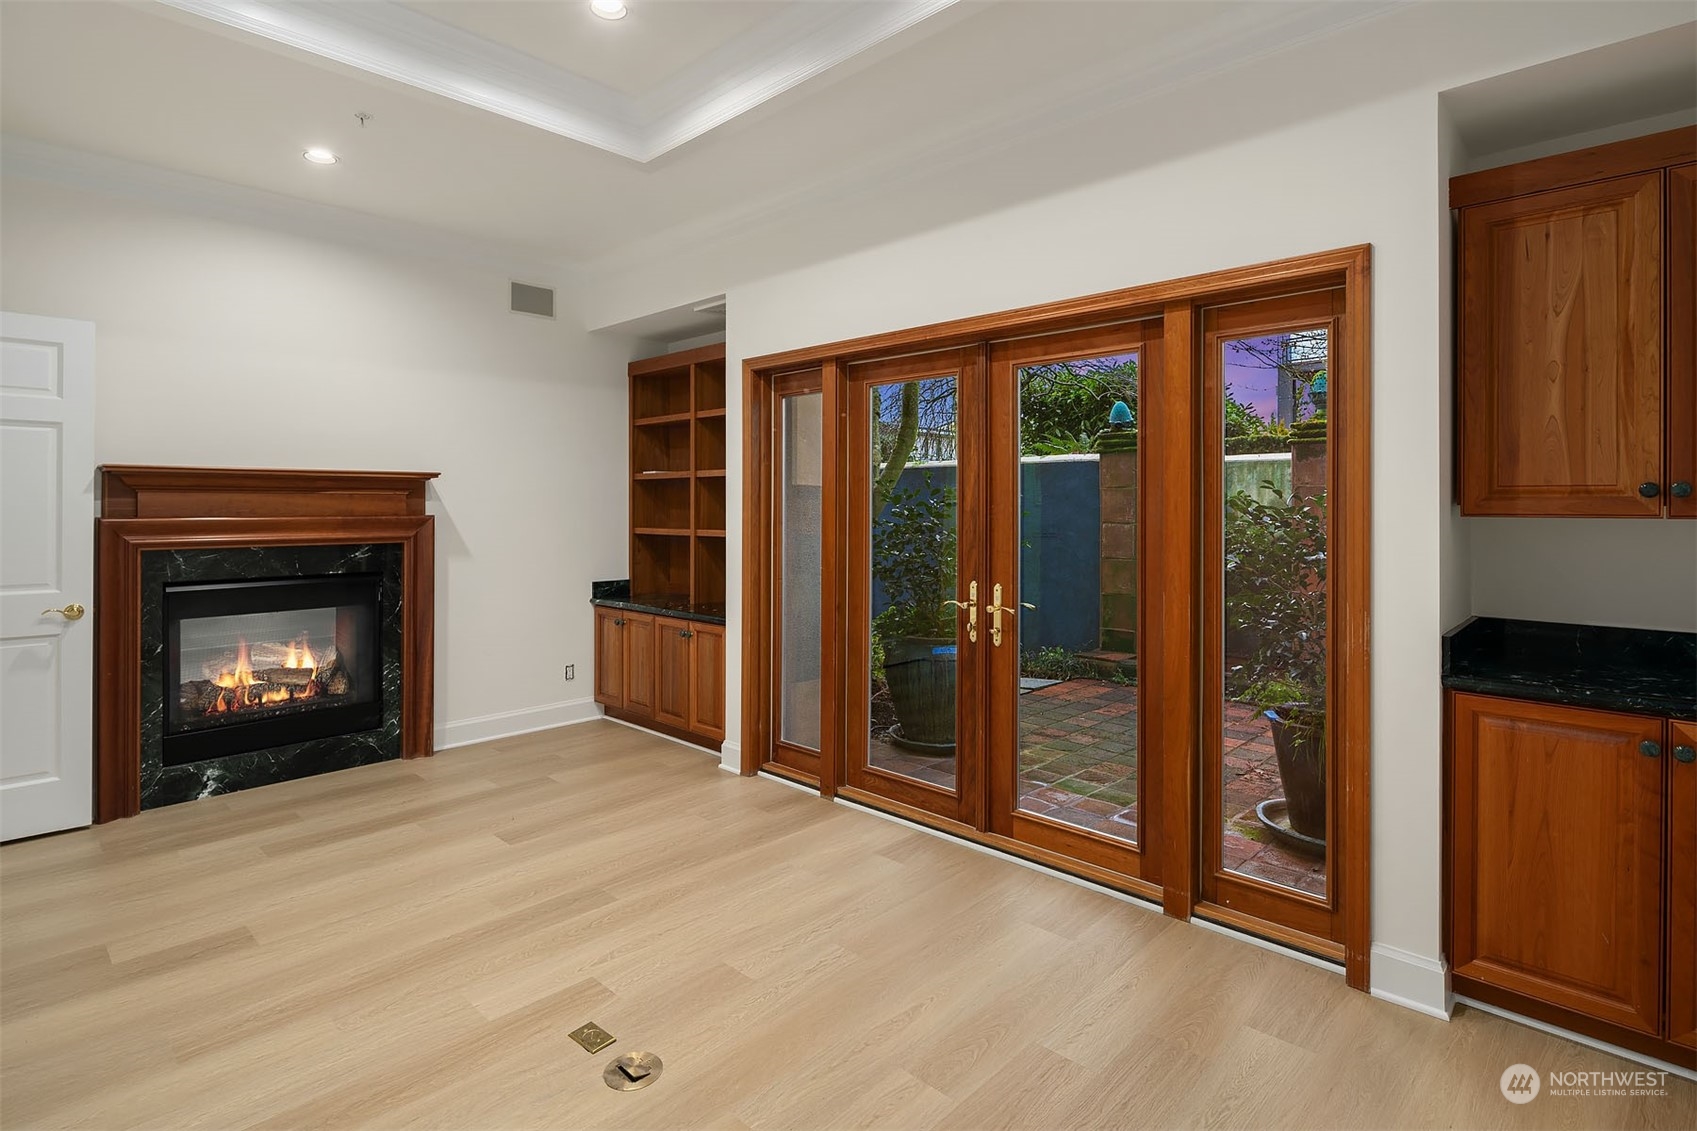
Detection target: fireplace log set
<box><xmin>178</xmin><ymin>651</ymin><xmax>352</xmax><ymax>716</ymax></box>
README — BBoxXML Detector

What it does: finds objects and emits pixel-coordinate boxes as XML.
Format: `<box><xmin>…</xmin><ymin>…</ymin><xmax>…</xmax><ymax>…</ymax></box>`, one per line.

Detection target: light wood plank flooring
<box><xmin>2</xmin><ymin>721</ymin><xmax>1691</xmax><ymax>1129</ymax></box>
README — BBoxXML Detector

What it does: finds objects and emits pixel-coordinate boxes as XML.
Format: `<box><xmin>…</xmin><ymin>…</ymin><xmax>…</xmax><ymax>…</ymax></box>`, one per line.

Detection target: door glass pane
<box><xmin>868</xmin><ymin>376</ymin><xmax>959</xmax><ymax>790</ymax></box>
<box><xmin>780</xmin><ymin>392</ymin><xmax>823</xmax><ymax>750</ymax></box>
<box><xmin>1015</xmin><ymin>353</ymin><xmax>1141</xmax><ymax>845</ymax></box>
<box><xmin>1219</xmin><ymin>328</ymin><xmax>1329</xmax><ymax>896</ymax></box>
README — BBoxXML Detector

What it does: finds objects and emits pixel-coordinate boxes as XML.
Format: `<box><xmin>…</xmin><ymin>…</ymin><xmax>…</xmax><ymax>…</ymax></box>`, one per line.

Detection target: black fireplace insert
<box><xmin>163</xmin><ymin>574</ymin><xmax>383</xmax><ymax>765</ymax></box>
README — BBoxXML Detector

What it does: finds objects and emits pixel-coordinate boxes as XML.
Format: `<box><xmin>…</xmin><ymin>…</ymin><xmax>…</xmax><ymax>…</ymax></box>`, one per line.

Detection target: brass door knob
<box><xmin>41</xmin><ymin>603</ymin><xmax>86</xmax><ymax>621</ymax></box>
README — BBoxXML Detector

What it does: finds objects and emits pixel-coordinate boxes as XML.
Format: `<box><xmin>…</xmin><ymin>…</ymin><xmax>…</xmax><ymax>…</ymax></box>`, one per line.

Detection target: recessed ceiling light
<box><xmin>590</xmin><ymin>1</ymin><xmax>627</xmax><ymax>20</ymax></box>
<box><xmin>303</xmin><ymin>147</ymin><xmax>339</xmax><ymax>165</ymax></box>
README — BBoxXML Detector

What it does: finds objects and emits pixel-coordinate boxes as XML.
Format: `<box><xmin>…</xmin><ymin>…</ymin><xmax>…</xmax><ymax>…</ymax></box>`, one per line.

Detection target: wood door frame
<box><xmin>741</xmin><ymin>244</ymin><xmax>1372</xmax><ymax>989</ymax></box>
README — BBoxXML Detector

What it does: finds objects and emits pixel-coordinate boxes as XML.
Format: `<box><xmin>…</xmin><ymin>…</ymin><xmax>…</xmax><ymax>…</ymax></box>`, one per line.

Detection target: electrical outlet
<box><xmin>564</xmin><ymin>665</ymin><xmax>576</xmax><ymax>681</ymax></box>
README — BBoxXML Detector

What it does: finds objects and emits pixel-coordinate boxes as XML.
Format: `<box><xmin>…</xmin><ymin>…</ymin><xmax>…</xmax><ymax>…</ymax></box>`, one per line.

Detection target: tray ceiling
<box><xmin>157</xmin><ymin>0</ymin><xmax>959</xmax><ymax>161</ymax></box>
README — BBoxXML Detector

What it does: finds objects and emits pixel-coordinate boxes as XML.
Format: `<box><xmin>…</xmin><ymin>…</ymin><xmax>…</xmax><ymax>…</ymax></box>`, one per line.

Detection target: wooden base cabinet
<box><xmin>593</xmin><ymin>606</ymin><xmax>723</xmax><ymax>749</ymax></box>
<box><xmin>1669</xmin><ymin>719</ymin><xmax>1697</xmax><ymax>1052</ymax></box>
<box><xmin>1447</xmin><ymin>692</ymin><xmax>1696</xmax><ymax>1066</ymax></box>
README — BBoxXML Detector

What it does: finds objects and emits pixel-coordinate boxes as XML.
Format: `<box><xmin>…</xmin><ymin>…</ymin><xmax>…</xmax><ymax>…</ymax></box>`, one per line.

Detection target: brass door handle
<box><xmin>42</xmin><ymin>603</ymin><xmax>86</xmax><ymax>621</ymax></box>
<box><xmin>983</xmin><ymin>585</ymin><xmax>1033</xmax><ymax>647</ymax></box>
<box><xmin>941</xmin><ymin>581</ymin><xmax>978</xmax><ymax>643</ymax></box>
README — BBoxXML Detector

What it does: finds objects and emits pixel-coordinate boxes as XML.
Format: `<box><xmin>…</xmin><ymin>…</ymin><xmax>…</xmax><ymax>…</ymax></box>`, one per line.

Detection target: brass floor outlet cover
<box><xmin>567</xmin><ymin>1022</ymin><xmax>615</xmax><ymax>1054</ymax></box>
<box><xmin>604</xmin><ymin>1051</ymin><xmax>663</xmax><ymax>1091</ymax></box>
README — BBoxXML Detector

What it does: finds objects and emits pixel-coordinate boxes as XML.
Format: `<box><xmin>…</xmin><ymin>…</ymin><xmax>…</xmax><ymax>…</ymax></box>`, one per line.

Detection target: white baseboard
<box><xmin>718</xmin><ymin>740</ymin><xmax>743</xmax><ymax>773</ymax></box>
<box><xmin>433</xmin><ymin>697</ymin><xmax>602</xmax><ymax>751</ymax></box>
<box><xmin>1369</xmin><ymin>943</ymin><xmax>1451</xmax><ymax>1019</ymax></box>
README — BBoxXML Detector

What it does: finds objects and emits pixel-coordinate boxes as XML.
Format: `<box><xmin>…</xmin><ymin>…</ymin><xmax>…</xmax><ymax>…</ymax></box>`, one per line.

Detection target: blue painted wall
<box><xmin>873</xmin><ymin>458</ymin><xmax>1099</xmax><ymax>653</ymax></box>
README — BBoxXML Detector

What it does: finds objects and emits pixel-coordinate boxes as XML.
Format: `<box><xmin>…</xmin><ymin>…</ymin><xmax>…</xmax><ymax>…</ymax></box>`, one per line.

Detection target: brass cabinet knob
<box><xmin>41</xmin><ymin>603</ymin><xmax>86</xmax><ymax>621</ymax></box>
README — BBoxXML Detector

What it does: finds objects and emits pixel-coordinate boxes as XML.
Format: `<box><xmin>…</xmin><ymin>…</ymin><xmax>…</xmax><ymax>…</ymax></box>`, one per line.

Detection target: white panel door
<box><xmin>1</xmin><ymin>313</ymin><xmax>95</xmax><ymax>841</ymax></box>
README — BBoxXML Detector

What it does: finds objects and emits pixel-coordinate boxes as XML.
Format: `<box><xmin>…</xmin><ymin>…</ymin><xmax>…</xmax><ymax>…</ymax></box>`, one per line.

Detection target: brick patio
<box><xmin>869</xmin><ymin>679</ymin><xmax>1325</xmax><ymax>897</ymax></box>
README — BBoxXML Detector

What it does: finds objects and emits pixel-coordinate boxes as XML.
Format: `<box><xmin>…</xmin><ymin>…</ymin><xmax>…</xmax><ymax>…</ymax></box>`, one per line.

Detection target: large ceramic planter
<box><xmin>883</xmin><ymin>635</ymin><xmax>957</xmax><ymax>751</ymax></box>
<box><xmin>1265</xmin><ymin>707</ymin><xmax>1326</xmax><ymax>840</ymax></box>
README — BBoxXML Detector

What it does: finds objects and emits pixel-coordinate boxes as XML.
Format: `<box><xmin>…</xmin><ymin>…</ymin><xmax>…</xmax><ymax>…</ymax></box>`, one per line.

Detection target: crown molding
<box><xmin>153</xmin><ymin>0</ymin><xmax>959</xmax><ymax>163</ymax></box>
<box><xmin>0</xmin><ymin>134</ymin><xmax>575</xmax><ymax>284</ymax></box>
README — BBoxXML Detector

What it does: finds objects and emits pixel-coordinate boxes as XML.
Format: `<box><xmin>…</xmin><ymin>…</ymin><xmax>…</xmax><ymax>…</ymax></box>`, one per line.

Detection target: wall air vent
<box><xmin>510</xmin><ymin>282</ymin><xmax>555</xmax><ymax>318</ymax></box>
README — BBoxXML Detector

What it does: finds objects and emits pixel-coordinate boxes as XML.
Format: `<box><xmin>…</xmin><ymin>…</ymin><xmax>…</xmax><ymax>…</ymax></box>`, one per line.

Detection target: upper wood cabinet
<box><xmin>1453</xmin><ymin>128</ymin><xmax>1696</xmax><ymax>517</ymax></box>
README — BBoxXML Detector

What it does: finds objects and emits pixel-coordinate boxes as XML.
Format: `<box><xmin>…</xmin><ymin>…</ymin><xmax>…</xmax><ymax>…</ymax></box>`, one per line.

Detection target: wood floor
<box><xmin>2</xmin><ymin>721</ymin><xmax>1691</xmax><ymax>1130</ymax></box>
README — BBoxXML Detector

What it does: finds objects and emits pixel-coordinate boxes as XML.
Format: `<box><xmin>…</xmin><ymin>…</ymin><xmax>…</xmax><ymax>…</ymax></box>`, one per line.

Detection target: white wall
<box><xmin>672</xmin><ymin>2</ymin><xmax>1695</xmax><ymax>1019</ymax></box>
<box><xmin>0</xmin><ymin>176</ymin><xmax>634</xmax><ymax>747</ymax></box>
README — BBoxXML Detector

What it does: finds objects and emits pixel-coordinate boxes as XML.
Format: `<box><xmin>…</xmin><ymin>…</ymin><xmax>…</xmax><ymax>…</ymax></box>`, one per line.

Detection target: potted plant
<box><xmin>1224</xmin><ymin>485</ymin><xmax>1328</xmax><ymax>842</ymax></box>
<box><xmin>872</xmin><ymin>477</ymin><xmax>958</xmax><ymax>751</ymax></box>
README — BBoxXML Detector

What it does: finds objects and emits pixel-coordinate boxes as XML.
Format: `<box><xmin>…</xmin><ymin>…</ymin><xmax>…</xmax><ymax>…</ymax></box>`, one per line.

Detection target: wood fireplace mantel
<box><xmin>94</xmin><ymin>466</ymin><xmax>440</xmax><ymax>822</ymax></box>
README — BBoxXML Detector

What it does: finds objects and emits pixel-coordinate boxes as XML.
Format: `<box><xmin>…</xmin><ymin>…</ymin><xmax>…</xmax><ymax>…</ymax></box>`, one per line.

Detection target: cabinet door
<box><xmin>1459</xmin><ymin>172</ymin><xmax>1664</xmax><ymax>516</ymax></box>
<box><xmin>689</xmin><ymin>622</ymin><xmax>726</xmax><ymax>741</ymax></box>
<box><xmin>593</xmin><ymin>607</ymin><xmax>624</xmax><ymax>709</ymax></box>
<box><xmin>654</xmin><ymin>617</ymin><xmax>691</xmax><ymax>730</ymax></box>
<box><xmin>623</xmin><ymin>612</ymin><xmax>655</xmax><ymax>715</ymax></box>
<box><xmin>1450</xmin><ymin>693</ymin><xmax>1665</xmax><ymax>1034</ymax></box>
<box><xmin>1668</xmin><ymin>164</ymin><xmax>1695</xmax><ymax>519</ymax></box>
<box><xmin>1669</xmin><ymin>719</ymin><xmax>1697</xmax><ymax>1050</ymax></box>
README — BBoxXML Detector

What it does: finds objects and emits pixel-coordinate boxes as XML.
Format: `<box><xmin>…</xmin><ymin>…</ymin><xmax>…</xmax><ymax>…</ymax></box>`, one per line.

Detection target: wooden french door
<box><xmin>984</xmin><ymin>322</ymin><xmax>1161</xmax><ymax>883</ymax></box>
<box><xmin>1200</xmin><ymin>289</ymin><xmax>1347</xmax><ymax>948</ymax></box>
<box><xmin>841</xmin><ymin>326</ymin><xmax>1160</xmax><ymax>883</ymax></box>
<box><xmin>843</xmin><ymin>347</ymin><xmax>986</xmax><ymax>825</ymax></box>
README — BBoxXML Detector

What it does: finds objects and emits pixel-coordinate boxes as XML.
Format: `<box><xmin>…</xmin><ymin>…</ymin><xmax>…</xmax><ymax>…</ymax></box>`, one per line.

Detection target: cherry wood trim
<box><xmin>94</xmin><ymin>514</ymin><xmax>435</xmax><ymax>823</ymax></box>
<box><xmin>628</xmin><ymin>342</ymin><xmax>726</xmax><ymax>378</ymax></box>
<box><xmin>744</xmin><ymin>247</ymin><xmax>1366</xmax><ymax>374</ymax></box>
<box><xmin>1337</xmin><ymin>248</ymin><xmax>1373</xmax><ymax>990</ymax></box>
<box><xmin>818</xmin><ymin>360</ymin><xmax>845</xmax><ymax>799</ymax></box>
<box><xmin>739</xmin><ymin>354</ymin><xmax>776</xmax><ymax>775</ymax></box>
<box><xmin>1448</xmin><ymin>126</ymin><xmax>1696</xmax><ymax>209</ymax></box>
<box><xmin>759</xmin><ymin>760</ymin><xmax>820</xmax><ymax>789</ymax></box>
<box><xmin>99</xmin><ymin>465</ymin><xmax>437</xmax><ymax>519</ymax></box>
<box><xmin>1153</xmin><ymin>300</ymin><xmax>1199</xmax><ymax>920</ymax></box>
<box><xmin>1193</xmin><ymin>901</ymin><xmax>1347</xmax><ymax>964</ymax></box>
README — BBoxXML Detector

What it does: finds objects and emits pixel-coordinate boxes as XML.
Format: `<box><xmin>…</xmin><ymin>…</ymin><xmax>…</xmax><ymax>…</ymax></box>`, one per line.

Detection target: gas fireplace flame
<box><xmin>199</xmin><ymin>633</ymin><xmax>331</xmax><ymax>716</ymax></box>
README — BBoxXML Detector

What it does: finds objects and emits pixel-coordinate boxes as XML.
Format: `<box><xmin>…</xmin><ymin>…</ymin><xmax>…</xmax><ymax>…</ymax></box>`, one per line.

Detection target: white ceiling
<box><xmin>10</xmin><ymin>0</ymin><xmax>1686</xmax><ymax>298</ymax></box>
<box><xmin>153</xmin><ymin>0</ymin><xmax>959</xmax><ymax>160</ymax></box>
<box><xmin>3</xmin><ymin>0</ymin><xmax>1411</xmax><ymax>270</ymax></box>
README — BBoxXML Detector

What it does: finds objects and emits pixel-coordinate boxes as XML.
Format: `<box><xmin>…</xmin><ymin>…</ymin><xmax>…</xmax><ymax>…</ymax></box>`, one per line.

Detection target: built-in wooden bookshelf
<box><xmin>629</xmin><ymin>343</ymin><xmax>727</xmax><ymax>605</ymax></box>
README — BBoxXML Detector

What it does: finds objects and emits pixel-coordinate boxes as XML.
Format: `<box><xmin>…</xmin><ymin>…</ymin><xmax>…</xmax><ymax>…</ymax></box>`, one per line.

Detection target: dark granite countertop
<box><xmin>1442</xmin><ymin>617</ymin><xmax>1696</xmax><ymax>720</ymax></box>
<box><xmin>590</xmin><ymin>580</ymin><xmax>725</xmax><ymax>626</ymax></box>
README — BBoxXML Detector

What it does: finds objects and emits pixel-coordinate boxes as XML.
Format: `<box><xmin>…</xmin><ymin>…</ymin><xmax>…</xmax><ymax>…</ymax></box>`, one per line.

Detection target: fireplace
<box><xmin>95</xmin><ymin>465</ymin><xmax>438</xmax><ymax>821</ymax></box>
<box><xmin>164</xmin><ymin>574</ymin><xmax>383</xmax><ymax>765</ymax></box>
